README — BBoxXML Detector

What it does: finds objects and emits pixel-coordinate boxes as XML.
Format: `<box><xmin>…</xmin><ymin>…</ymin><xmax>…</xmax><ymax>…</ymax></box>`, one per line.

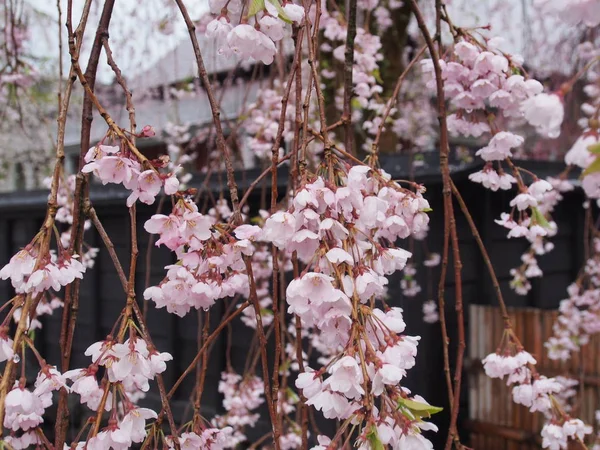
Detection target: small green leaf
<box><xmin>351</xmin><ymin>98</ymin><xmax>363</xmax><ymax>110</ymax></box>
<box><xmin>421</xmin><ymin>207</ymin><xmax>433</xmax><ymax>213</ymax></box>
<box><xmin>530</xmin><ymin>207</ymin><xmax>551</xmax><ymax>229</ymax></box>
<box><xmin>372</xmin><ymin>68</ymin><xmax>383</xmax><ymax>84</ymax></box>
<box><xmin>582</xmin><ymin>157</ymin><xmax>600</xmax><ymax>176</ymax></box>
<box><xmin>398</xmin><ymin>397</ymin><xmax>443</xmax><ymax>418</ymax></box>
<box><xmin>587</xmin><ymin>143</ymin><xmax>600</xmax><ymax>155</ymax></box>
<box><xmin>286</xmin><ymin>387</ymin><xmax>300</xmax><ymax>403</ymax></box>
<box><xmin>248</xmin><ymin>0</ymin><xmax>266</xmax><ymax>17</ymax></box>
<box><xmin>267</xmin><ymin>0</ymin><xmax>292</xmax><ymax>22</ymax></box>
<box><xmin>366</xmin><ymin>426</ymin><xmax>385</xmax><ymax>450</ymax></box>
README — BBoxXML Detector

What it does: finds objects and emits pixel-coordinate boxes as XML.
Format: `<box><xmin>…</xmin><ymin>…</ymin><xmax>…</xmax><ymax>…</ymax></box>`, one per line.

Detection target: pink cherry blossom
<box><xmin>521</xmin><ymin>93</ymin><xmax>564</xmax><ymax>138</ymax></box>
<box><xmin>282</xmin><ymin>3</ymin><xmax>305</xmax><ymax>22</ymax></box>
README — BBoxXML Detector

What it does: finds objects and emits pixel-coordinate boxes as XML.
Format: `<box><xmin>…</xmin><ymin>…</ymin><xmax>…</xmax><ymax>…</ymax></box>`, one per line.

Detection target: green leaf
<box><xmin>587</xmin><ymin>143</ymin><xmax>600</xmax><ymax>155</ymax></box>
<box><xmin>248</xmin><ymin>0</ymin><xmax>265</xmax><ymax>17</ymax></box>
<box><xmin>582</xmin><ymin>156</ymin><xmax>600</xmax><ymax>176</ymax></box>
<box><xmin>398</xmin><ymin>397</ymin><xmax>443</xmax><ymax>419</ymax></box>
<box><xmin>531</xmin><ymin>207</ymin><xmax>551</xmax><ymax>229</ymax></box>
<box><xmin>351</xmin><ymin>98</ymin><xmax>363</xmax><ymax>110</ymax></box>
<box><xmin>366</xmin><ymin>426</ymin><xmax>385</xmax><ymax>450</ymax></box>
<box><xmin>372</xmin><ymin>68</ymin><xmax>383</xmax><ymax>84</ymax></box>
<box><xmin>267</xmin><ymin>0</ymin><xmax>292</xmax><ymax>22</ymax></box>
<box><xmin>286</xmin><ymin>387</ymin><xmax>300</xmax><ymax>403</ymax></box>
<box><xmin>421</xmin><ymin>207</ymin><xmax>433</xmax><ymax>213</ymax></box>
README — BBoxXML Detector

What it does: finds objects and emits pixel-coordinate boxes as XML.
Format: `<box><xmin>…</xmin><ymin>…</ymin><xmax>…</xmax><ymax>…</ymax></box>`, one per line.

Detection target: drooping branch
<box><xmin>342</xmin><ymin>0</ymin><xmax>357</xmax><ymax>154</ymax></box>
<box><xmin>408</xmin><ymin>1</ymin><xmax>466</xmax><ymax>448</ymax></box>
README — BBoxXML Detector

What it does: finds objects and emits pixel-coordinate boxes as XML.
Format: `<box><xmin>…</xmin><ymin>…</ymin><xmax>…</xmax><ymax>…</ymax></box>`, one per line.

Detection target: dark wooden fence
<box><xmin>0</xmin><ymin>154</ymin><xmax>586</xmax><ymax>447</ymax></box>
<box><xmin>467</xmin><ymin>305</ymin><xmax>600</xmax><ymax>449</ymax></box>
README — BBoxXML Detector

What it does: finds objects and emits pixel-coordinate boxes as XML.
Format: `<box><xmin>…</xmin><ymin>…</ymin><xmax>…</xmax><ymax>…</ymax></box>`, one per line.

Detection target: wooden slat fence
<box><xmin>468</xmin><ymin>304</ymin><xmax>600</xmax><ymax>449</ymax></box>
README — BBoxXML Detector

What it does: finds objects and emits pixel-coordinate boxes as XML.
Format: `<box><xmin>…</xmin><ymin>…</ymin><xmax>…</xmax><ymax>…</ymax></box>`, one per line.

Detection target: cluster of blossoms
<box><xmin>543</xmin><ymin>21</ymin><xmax>600</xmax><ymax>362</ymax></box>
<box><xmin>422</xmin><ymin>300</ymin><xmax>439</xmax><ymax>324</ymax></box>
<box><xmin>205</xmin><ymin>0</ymin><xmax>304</xmax><ymax>65</ymax></box>
<box><xmin>2</xmin><ymin>353</ymin><xmax>167</xmax><ymax>449</ymax></box>
<box><xmin>241</xmin><ymin>86</ymin><xmax>296</xmax><ymax>159</ymax></box>
<box><xmin>32</xmin><ymin>335</ymin><xmax>172</xmax><ymax>448</ymax></box>
<box><xmin>84</xmin><ymin>406</ymin><xmax>158</xmax><ymax>449</ymax></box>
<box><xmin>563</xmin><ymin>49</ymin><xmax>600</xmax><ymax>204</ymax></box>
<box><xmin>541</xmin><ymin>418</ymin><xmax>593</xmax><ymax>450</ymax></box>
<box><xmin>0</xmin><ymin>174</ymin><xmax>100</xmax><ymax>303</ymax></box>
<box><xmin>0</xmin><ymin>240</ymin><xmax>86</xmax><ymax>295</ymax></box>
<box><xmin>211</xmin><ymin>371</ymin><xmax>264</xmax><ymax>446</ymax></box>
<box><xmin>143</xmin><ymin>197</ymin><xmax>253</xmax><ymax>316</ymax></box>
<box><xmin>506</xmin><ymin>176</ymin><xmax>570</xmax><ymax>295</ymax></box>
<box><xmin>166</xmin><ymin>427</ymin><xmax>234</xmax><ymax>450</ymax></box>
<box><xmin>400</xmin><ymin>263</ymin><xmax>421</xmax><ymax>298</ymax></box>
<box><xmin>255</xmin><ymin>162</ymin><xmax>438</xmax><ymax>447</ymax></box>
<box><xmin>422</xmin><ymin>38</ymin><xmax>567</xmax><ymax>295</ymax></box>
<box><xmin>545</xmin><ymin>238</ymin><xmax>600</xmax><ymax>360</ymax></box>
<box><xmin>482</xmin><ymin>338</ymin><xmax>592</xmax><ymax>448</ymax></box>
<box><xmin>423</xmin><ymin>38</ymin><xmax>563</xmax><ymax>140</ymax></box>
<box><xmin>493</xmin><ymin>177</ymin><xmax>556</xmax><ymax>294</ymax></box>
<box><xmin>4</xmin><ymin>366</ymin><xmax>66</xmax><ymax>433</ymax></box>
<box><xmin>4</xmin><ymin>174</ymin><xmax>102</xmax><ymax>333</ymax></box>
<box><xmin>82</xmin><ymin>140</ymin><xmax>180</xmax><ymax>207</ymax></box>
<box><xmin>79</xmin><ymin>336</ymin><xmax>172</xmax><ymax>400</ymax></box>
<box><xmin>12</xmin><ymin>294</ymin><xmax>63</xmax><ymax>332</ymax></box>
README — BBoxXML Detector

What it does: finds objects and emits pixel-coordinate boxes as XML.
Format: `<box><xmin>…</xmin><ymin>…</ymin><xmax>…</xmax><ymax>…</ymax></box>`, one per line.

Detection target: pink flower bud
<box><xmin>141</xmin><ymin>125</ymin><xmax>156</xmax><ymax>137</ymax></box>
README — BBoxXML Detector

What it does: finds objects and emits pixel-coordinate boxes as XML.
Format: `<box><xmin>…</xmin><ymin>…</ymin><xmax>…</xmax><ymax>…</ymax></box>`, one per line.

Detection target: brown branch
<box><xmin>165</xmin><ymin>301</ymin><xmax>251</xmax><ymax>401</ymax></box>
<box><xmin>266</xmin><ymin>25</ymin><xmax>305</xmax><ymax>446</ymax></box>
<box><xmin>408</xmin><ymin>1</ymin><xmax>465</xmax><ymax>448</ymax></box>
<box><xmin>450</xmin><ymin>180</ymin><xmax>511</xmax><ymax>324</ymax></box>
<box><xmin>86</xmin><ymin>202</ymin><xmax>128</xmax><ymax>290</ymax></box>
<box><xmin>130</xmin><ymin>302</ymin><xmax>180</xmax><ymax>447</ymax></box>
<box><xmin>342</xmin><ymin>0</ymin><xmax>357</xmax><ymax>154</ymax></box>
<box><xmin>101</xmin><ymin>37</ymin><xmax>136</xmax><ymax>133</ymax></box>
<box><xmin>59</xmin><ymin>11</ymin><xmax>118</xmax><ymax>446</ymax></box>
<box><xmin>173</xmin><ymin>0</ymin><xmax>241</xmax><ymax>221</ymax></box>
<box><xmin>236</xmin><ymin>153</ymin><xmax>292</xmax><ymax>215</ymax></box>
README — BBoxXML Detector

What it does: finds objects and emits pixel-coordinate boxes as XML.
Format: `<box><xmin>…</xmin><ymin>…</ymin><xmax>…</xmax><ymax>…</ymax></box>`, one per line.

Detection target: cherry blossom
<box><xmin>521</xmin><ymin>93</ymin><xmax>564</xmax><ymax>138</ymax></box>
<box><xmin>4</xmin><ymin>383</ymin><xmax>48</xmax><ymax>431</ymax></box>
